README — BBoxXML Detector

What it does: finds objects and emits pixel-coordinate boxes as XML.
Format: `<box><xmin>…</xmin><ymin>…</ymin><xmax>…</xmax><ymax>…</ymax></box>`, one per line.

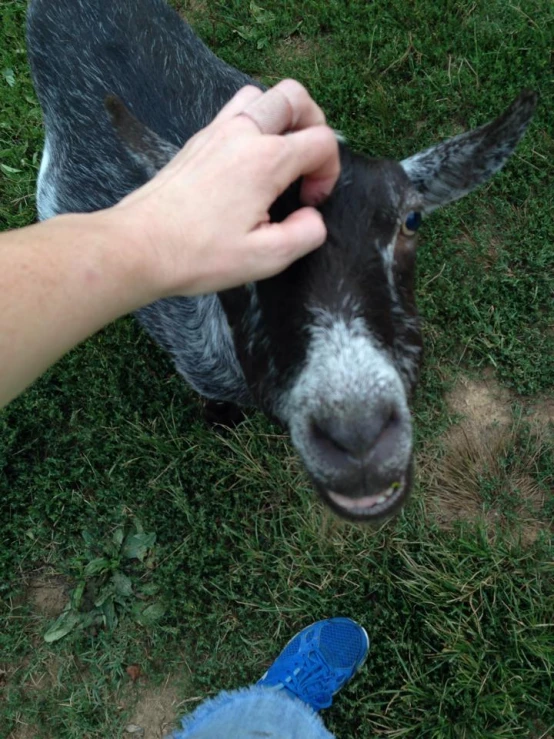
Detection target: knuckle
<box><xmin>276</xmin><ymin>79</ymin><xmax>326</xmax><ymax>127</ymax></box>
<box><xmin>277</xmin><ymin>78</ymin><xmax>309</xmax><ymax>100</ymax></box>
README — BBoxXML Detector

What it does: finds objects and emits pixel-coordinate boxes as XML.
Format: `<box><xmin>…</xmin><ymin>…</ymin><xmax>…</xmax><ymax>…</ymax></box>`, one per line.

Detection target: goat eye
<box><xmin>401</xmin><ymin>211</ymin><xmax>422</xmax><ymax>236</ymax></box>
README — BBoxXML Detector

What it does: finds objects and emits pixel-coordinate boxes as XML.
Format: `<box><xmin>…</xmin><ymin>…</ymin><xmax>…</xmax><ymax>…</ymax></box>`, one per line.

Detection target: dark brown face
<box><xmin>221</xmin><ymin>90</ymin><xmax>538</xmax><ymax>521</ymax></box>
<box><xmin>219</xmin><ymin>149</ymin><xmax>424</xmax><ymax>521</ymax></box>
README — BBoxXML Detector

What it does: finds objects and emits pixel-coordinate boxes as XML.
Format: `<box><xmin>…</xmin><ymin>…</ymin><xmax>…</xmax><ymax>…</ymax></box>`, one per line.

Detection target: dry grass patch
<box><xmin>525</xmin><ymin>396</ymin><xmax>554</xmax><ymax>429</ymax></box>
<box><xmin>422</xmin><ymin>422</ymin><xmax>550</xmax><ymax>543</ymax></box>
<box><xmin>275</xmin><ymin>35</ymin><xmax>319</xmax><ymax>63</ymax></box>
<box><xmin>420</xmin><ymin>374</ymin><xmax>553</xmax><ymax>543</ymax></box>
<box><xmin>173</xmin><ymin>0</ymin><xmax>209</xmax><ymax>19</ymax></box>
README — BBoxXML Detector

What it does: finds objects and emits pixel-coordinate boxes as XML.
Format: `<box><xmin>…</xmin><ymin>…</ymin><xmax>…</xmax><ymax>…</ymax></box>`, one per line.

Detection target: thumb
<box><xmin>249</xmin><ymin>207</ymin><xmax>327</xmax><ymax>278</ymax></box>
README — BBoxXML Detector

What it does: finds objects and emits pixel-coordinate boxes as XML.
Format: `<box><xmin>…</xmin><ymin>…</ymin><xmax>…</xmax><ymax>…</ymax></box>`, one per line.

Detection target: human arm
<box><xmin>0</xmin><ymin>81</ymin><xmax>339</xmax><ymax>407</ymax></box>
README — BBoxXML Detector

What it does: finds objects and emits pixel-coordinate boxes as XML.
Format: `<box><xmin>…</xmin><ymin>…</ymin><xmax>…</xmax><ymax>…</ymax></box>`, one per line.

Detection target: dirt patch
<box><xmin>421</xmin><ymin>374</ymin><xmax>553</xmax><ymax>543</ymax></box>
<box><xmin>0</xmin><ymin>574</ymin><xmax>66</xmax><ymax>711</ymax></box>
<box><xmin>27</xmin><ymin>575</ymin><xmax>68</xmax><ymax>618</ymax></box>
<box><xmin>7</xmin><ymin>722</ymin><xmax>42</xmax><ymax>739</ymax></box>
<box><xmin>446</xmin><ymin>373</ymin><xmax>554</xmax><ymax>430</ymax></box>
<box><xmin>446</xmin><ymin>373</ymin><xmax>512</xmax><ymax>433</ymax></box>
<box><xmin>123</xmin><ymin>679</ymin><xmax>187</xmax><ymax>739</ymax></box>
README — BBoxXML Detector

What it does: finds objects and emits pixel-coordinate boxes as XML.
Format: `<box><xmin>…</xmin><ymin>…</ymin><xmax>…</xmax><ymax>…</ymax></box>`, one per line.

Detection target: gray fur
<box><xmin>401</xmin><ymin>91</ymin><xmax>537</xmax><ymax>212</ymax></box>
<box><xmin>137</xmin><ymin>295</ymin><xmax>253</xmax><ymax>404</ymax></box>
<box><xmin>28</xmin><ymin>0</ymin><xmax>258</xmax><ymax>404</ymax></box>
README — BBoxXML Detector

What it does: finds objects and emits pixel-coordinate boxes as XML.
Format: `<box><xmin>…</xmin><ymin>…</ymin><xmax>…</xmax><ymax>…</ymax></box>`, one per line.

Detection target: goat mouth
<box><xmin>319</xmin><ymin>476</ymin><xmax>409</xmax><ymax>522</ymax></box>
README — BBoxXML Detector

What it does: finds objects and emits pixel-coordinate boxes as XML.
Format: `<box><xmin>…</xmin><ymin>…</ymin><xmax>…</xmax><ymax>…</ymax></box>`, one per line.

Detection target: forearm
<box><xmin>0</xmin><ymin>211</ymin><xmax>153</xmax><ymax>407</ymax></box>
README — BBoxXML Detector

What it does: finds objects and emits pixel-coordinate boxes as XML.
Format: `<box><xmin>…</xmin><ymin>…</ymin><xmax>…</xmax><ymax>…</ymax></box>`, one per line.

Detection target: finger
<box><xmin>249</xmin><ymin>207</ymin><xmax>327</xmax><ymax>277</ymax></box>
<box><xmin>213</xmin><ymin>85</ymin><xmax>265</xmax><ymax>124</ymax></box>
<box><xmin>240</xmin><ymin>79</ymin><xmax>326</xmax><ymax>135</ymax></box>
<box><xmin>275</xmin><ymin>125</ymin><xmax>341</xmax><ymax>205</ymax></box>
<box><xmin>274</xmin><ymin>79</ymin><xmax>327</xmax><ymax>131</ymax></box>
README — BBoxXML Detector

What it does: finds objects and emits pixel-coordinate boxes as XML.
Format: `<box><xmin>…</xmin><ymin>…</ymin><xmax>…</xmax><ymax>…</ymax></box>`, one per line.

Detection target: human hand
<box><xmin>110</xmin><ymin>79</ymin><xmax>340</xmax><ymax>297</ymax></box>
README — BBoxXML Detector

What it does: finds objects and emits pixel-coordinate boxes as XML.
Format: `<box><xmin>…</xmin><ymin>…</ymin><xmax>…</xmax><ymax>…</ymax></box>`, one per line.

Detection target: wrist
<box><xmin>86</xmin><ymin>207</ymin><xmax>165</xmax><ymax>309</ymax></box>
<box><xmin>104</xmin><ymin>194</ymin><xmax>195</xmax><ymax>301</ymax></box>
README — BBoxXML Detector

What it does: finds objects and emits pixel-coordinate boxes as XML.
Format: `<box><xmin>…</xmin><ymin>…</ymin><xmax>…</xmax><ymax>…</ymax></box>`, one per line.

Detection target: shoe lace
<box><xmin>284</xmin><ymin>649</ymin><xmax>341</xmax><ymax>709</ymax></box>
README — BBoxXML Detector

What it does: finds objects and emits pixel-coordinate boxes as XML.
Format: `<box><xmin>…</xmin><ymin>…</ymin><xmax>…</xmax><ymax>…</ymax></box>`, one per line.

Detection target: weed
<box><xmin>43</xmin><ymin>522</ymin><xmax>163</xmax><ymax>644</ymax></box>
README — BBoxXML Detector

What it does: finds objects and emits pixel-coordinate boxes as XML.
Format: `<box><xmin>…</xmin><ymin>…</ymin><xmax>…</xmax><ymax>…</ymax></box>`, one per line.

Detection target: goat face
<box><xmin>219</xmin><ymin>152</ymin><xmax>422</xmax><ymax>521</ymax></box>
<box><xmin>108</xmin><ymin>91</ymin><xmax>536</xmax><ymax>521</ymax></box>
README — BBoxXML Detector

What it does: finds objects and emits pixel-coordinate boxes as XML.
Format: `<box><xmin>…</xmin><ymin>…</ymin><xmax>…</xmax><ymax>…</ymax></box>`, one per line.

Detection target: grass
<box><xmin>1</xmin><ymin>0</ymin><xmax>553</xmax><ymax>736</ymax></box>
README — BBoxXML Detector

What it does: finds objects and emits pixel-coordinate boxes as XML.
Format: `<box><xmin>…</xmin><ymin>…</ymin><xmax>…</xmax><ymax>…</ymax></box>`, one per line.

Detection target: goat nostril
<box><xmin>309</xmin><ymin>408</ymin><xmax>403</xmax><ymax>462</ymax></box>
<box><xmin>387</xmin><ymin>408</ymin><xmax>400</xmax><ymax>430</ymax></box>
<box><xmin>311</xmin><ymin>420</ymin><xmax>350</xmax><ymax>456</ymax></box>
<box><xmin>310</xmin><ymin>415</ymin><xmax>383</xmax><ymax>459</ymax></box>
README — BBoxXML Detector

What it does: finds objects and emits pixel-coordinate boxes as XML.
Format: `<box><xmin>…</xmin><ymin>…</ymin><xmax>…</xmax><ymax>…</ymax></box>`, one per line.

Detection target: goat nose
<box><xmin>310</xmin><ymin>407</ymin><xmax>401</xmax><ymax>464</ymax></box>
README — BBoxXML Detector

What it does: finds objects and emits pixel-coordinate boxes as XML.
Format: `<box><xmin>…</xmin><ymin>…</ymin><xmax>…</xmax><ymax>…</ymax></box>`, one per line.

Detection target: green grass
<box><xmin>1</xmin><ymin>0</ymin><xmax>553</xmax><ymax>737</ymax></box>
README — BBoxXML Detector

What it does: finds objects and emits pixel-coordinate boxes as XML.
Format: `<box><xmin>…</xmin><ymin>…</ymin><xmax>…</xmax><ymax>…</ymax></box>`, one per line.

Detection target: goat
<box><xmin>26</xmin><ymin>0</ymin><xmax>536</xmax><ymax>522</ymax></box>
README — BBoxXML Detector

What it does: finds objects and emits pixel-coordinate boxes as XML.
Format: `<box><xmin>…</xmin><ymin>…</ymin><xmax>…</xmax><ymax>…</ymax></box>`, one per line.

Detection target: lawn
<box><xmin>1</xmin><ymin>0</ymin><xmax>553</xmax><ymax>737</ymax></box>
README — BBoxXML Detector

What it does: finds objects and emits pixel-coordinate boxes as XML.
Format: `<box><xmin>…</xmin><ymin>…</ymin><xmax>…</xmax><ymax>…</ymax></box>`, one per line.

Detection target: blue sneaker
<box><xmin>257</xmin><ymin>617</ymin><xmax>369</xmax><ymax>711</ymax></box>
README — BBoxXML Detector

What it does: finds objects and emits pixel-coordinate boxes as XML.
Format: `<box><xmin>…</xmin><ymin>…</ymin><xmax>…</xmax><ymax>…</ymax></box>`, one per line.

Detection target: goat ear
<box><xmin>401</xmin><ymin>91</ymin><xmax>537</xmax><ymax>213</ymax></box>
<box><xmin>105</xmin><ymin>95</ymin><xmax>180</xmax><ymax>178</ymax></box>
